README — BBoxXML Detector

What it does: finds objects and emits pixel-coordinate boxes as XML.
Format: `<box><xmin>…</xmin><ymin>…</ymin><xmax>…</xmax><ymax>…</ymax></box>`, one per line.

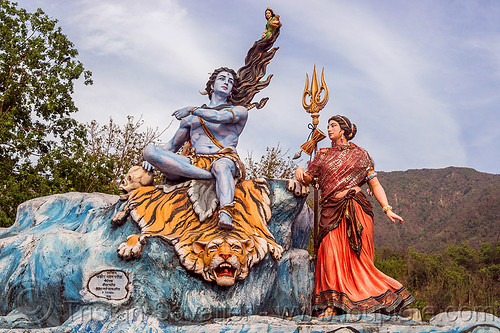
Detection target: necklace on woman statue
<box><xmin>332</xmin><ymin>142</ymin><xmax>351</xmax><ymax>150</ymax></box>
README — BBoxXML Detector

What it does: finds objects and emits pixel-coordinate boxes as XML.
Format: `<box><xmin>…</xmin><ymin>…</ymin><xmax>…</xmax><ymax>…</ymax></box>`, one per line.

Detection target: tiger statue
<box><xmin>111</xmin><ymin>167</ymin><xmax>283</xmax><ymax>286</ymax></box>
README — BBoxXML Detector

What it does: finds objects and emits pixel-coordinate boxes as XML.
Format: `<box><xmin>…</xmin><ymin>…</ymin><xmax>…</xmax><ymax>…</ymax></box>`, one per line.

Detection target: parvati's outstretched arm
<box><xmin>368</xmin><ymin>176</ymin><xmax>404</xmax><ymax>224</ymax></box>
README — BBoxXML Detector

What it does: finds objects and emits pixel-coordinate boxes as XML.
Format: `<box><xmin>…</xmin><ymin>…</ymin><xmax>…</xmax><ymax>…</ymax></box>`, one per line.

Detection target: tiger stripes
<box><xmin>114</xmin><ymin>178</ymin><xmax>283</xmax><ymax>280</ymax></box>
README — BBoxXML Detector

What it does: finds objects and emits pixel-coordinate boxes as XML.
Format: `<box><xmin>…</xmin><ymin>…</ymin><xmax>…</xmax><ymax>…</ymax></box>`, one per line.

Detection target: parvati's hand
<box><xmin>386</xmin><ymin>210</ymin><xmax>404</xmax><ymax>224</ymax></box>
<box><xmin>295</xmin><ymin>168</ymin><xmax>307</xmax><ymax>184</ymax></box>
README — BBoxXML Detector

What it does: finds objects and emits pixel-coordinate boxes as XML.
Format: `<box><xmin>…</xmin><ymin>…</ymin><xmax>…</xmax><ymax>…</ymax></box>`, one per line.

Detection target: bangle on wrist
<box><xmin>382</xmin><ymin>205</ymin><xmax>392</xmax><ymax>213</ymax></box>
<box><xmin>189</xmin><ymin>107</ymin><xmax>199</xmax><ymax>115</ymax></box>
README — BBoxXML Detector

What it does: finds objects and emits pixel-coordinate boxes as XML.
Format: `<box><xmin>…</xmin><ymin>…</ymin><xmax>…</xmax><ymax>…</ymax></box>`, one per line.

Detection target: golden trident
<box><xmin>300</xmin><ymin>65</ymin><xmax>329</xmax><ymax>259</ymax></box>
<box><xmin>302</xmin><ymin>65</ymin><xmax>329</xmax><ymax>127</ymax></box>
<box><xmin>299</xmin><ymin>65</ymin><xmax>329</xmax><ymax>156</ymax></box>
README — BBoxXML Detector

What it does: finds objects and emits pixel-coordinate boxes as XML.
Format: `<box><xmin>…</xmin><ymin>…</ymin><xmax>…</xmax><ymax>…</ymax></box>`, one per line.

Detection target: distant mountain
<box><xmin>369</xmin><ymin>167</ymin><xmax>500</xmax><ymax>253</ymax></box>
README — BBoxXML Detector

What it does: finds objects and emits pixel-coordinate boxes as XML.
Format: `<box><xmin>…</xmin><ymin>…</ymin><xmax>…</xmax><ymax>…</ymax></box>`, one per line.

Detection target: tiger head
<box><xmin>193</xmin><ymin>237</ymin><xmax>255</xmax><ymax>287</ymax></box>
<box><xmin>118</xmin><ymin>166</ymin><xmax>154</xmax><ymax>200</ymax></box>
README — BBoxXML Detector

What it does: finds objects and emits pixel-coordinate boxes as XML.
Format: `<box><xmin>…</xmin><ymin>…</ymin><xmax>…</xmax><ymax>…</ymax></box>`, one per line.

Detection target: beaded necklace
<box><xmin>331</xmin><ymin>142</ymin><xmax>352</xmax><ymax>151</ymax></box>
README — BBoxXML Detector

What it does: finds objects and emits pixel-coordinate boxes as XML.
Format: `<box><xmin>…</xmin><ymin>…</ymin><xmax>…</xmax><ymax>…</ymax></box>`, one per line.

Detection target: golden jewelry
<box><xmin>366</xmin><ymin>169</ymin><xmax>377</xmax><ymax>181</ymax></box>
<box><xmin>228</xmin><ymin>109</ymin><xmax>236</xmax><ymax>123</ymax></box>
<box><xmin>339</xmin><ymin>116</ymin><xmax>349</xmax><ymax>128</ymax></box>
<box><xmin>382</xmin><ymin>205</ymin><xmax>392</xmax><ymax>213</ymax></box>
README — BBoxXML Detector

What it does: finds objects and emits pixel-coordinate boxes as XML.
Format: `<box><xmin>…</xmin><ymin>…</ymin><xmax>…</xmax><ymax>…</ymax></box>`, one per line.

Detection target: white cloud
<box><xmin>278</xmin><ymin>1</ymin><xmax>466</xmax><ymax>170</ymax></box>
<box><xmin>70</xmin><ymin>0</ymin><xmax>225</xmax><ymax>82</ymax></box>
<box><xmin>14</xmin><ymin>0</ymin><xmax>500</xmax><ymax>173</ymax></box>
<box><xmin>465</xmin><ymin>35</ymin><xmax>500</xmax><ymax>77</ymax></box>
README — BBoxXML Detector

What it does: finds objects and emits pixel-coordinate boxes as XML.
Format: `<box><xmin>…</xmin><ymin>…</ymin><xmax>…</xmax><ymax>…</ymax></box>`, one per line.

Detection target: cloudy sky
<box><xmin>19</xmin><ymin>0</ymin><xmax>500</xmax><ymax>174</ymax></box>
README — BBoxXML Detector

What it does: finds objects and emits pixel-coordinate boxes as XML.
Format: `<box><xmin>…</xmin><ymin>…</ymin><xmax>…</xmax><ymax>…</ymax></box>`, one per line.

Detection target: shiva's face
<box><xmin>212</xmin><ymin>71</ymin><xmax>234</xmax><ymax>97</ymax></box>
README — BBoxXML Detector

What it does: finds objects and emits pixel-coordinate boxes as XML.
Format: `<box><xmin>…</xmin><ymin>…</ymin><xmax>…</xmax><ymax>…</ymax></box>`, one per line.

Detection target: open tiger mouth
<box><xmin>118</xmin><ymin>188</ymin><xmax>130</xmax><ymax>200</ymax></box>
<box><xmin>214</xmin><ymin>263</ymin><xmax>236</xmax><ymax>278</ymax></box>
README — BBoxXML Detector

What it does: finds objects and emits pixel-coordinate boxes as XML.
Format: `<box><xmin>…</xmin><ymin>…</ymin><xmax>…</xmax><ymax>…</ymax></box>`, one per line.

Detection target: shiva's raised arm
<box><xmin>174</xmin><ymin>105</ymin><xmax>248</xmax><ymax>124</ymax></box>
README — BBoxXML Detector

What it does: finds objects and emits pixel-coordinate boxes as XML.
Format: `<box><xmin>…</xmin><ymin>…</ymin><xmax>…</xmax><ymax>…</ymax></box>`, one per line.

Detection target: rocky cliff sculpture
<box><xmin>0</xmin><ymin>179</ymin><xmax>314</xmax><ymax>329</ymax></box>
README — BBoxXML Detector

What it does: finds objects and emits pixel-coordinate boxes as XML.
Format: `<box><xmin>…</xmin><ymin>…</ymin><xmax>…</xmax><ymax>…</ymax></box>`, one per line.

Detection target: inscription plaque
<box><xmin>87</xmin><ymin>270</ymin><xmax>129</xmax><ymax>300</ymax></box>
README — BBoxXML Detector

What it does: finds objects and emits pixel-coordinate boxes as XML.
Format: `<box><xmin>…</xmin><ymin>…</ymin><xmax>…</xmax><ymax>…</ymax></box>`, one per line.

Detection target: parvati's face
<box><xmin>265</xmin><ymin>10</ymin><xmax>272</xmax><ymax>19</ymax></box>
<box><xmin>212</xmin><ymin>71</ymin><xmax>234</xmax><ymax>97</ymax></box>
<box><xmin>328</xmin><ymin>120</ymin><xmax>344</xmax><ymax>142</ymax></box>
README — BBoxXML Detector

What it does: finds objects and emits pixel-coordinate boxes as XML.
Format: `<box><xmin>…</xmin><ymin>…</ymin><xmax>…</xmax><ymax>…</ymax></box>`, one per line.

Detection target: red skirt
<box><xmin>314</xmin><ymin>200</ymin><xmax>414</xmax><ymax>314</ymax></box>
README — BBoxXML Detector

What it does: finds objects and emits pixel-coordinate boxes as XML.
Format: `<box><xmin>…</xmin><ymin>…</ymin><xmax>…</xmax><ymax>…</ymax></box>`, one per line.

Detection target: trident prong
<box><xmin>302</xmin><ymin>65</ymin><xmax>329</xmax><ymax>126</ymax></box>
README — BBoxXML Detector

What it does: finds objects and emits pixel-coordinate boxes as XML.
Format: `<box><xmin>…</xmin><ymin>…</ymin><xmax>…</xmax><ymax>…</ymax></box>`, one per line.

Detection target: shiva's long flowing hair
<box><xmin>202</xmin><ymin>29</ymin><xmax>281</xmax><ymax>110</ymax></box>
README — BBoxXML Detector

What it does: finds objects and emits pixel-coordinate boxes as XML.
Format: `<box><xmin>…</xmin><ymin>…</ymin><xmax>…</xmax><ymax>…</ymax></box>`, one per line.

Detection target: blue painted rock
<box><xmin>0</xmin><ymin>179</ymin><xmax>313</xmax><ymax>329</ymax></box>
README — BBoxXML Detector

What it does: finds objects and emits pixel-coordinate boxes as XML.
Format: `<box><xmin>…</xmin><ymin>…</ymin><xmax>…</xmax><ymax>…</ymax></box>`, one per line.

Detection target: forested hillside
<box><xmin>370</xmin><ymin>167</ymin><xmax>500</xmax><ymax>253</ymax></box>
<box><xmin>374</xmin><ymin>243</ymin><xmax>499</xmax><ymax>318</ymax></box>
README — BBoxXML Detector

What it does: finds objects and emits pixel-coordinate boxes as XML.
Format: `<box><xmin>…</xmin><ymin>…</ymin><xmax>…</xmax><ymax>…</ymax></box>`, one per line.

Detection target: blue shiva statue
<box><xmin>142</xmin><ymin>31</ymin><xmax>281</xmax><ymax>230</ymax></box>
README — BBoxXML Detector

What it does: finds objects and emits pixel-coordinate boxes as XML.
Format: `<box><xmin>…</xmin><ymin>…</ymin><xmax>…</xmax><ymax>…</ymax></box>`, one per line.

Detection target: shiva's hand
<box><xmin>172</xmin><ymin>106</ymin><xmax>195</xmax><ymax>120</ymax></box>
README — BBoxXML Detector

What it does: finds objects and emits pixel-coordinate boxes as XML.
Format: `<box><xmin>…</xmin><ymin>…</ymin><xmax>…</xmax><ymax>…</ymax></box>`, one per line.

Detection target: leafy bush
<box><xmin>374</xmin><ymin>242</ymin><xmax>500</xmax><ymax>319</ymax></box>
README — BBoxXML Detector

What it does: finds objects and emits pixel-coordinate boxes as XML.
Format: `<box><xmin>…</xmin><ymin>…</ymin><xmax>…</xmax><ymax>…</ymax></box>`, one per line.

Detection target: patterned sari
<box><xmin>308</xmin><ymin>143</ymin><xmax>414</xmax><ymax>314</ymax></box>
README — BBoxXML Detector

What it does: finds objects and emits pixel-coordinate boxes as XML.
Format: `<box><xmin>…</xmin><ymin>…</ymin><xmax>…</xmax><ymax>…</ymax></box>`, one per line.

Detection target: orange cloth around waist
<box><xmin>188</xmin><ymin>151</ymin><xmax>245</xmax><ymax>180</ymax></box>
<box><xmin>314</xmin><ymin>200</ymin><xmax>414</xmax><ymax>314</ymax></box>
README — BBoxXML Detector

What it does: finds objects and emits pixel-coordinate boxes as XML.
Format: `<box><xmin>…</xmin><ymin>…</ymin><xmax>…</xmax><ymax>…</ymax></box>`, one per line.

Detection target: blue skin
<box><xmin>143</xmin><ymin>71</ymin><xmax>248</xmax><ymax>228</ymax></box>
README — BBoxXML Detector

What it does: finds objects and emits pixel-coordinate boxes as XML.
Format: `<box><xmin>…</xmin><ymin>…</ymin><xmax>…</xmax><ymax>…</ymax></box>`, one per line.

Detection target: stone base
<box><xmin>0</xmin><ymin>180</ymin><xmax>314</xmax><ymax>329</ymax></box>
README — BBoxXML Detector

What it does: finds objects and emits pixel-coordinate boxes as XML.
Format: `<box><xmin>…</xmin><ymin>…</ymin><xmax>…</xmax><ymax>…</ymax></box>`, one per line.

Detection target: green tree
<box><xmin>1</xmin><ymin>113</ymin><xmax>165</xmax><ymax>227</ymax></box>
<box><xmin>244</xmin><ymin>143</ymin><xmax>298</xmax><ymax>179</ymax></box>
<box><xmin>0</xmin><ymin>0</ymin><xmax>92</xmax><ymax>226</ymax></box>
<box><xmin>374</xmin><ymin>243</ymin><xmax>500</xmax><ymax>319</ymax></box>
<box><xmin>82</xmin><ymin>116</ymin><xmax>166</xmax><ymax>192</ymax></box>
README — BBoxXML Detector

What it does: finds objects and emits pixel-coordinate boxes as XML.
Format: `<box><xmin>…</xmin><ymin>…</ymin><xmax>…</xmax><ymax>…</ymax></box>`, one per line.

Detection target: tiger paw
<box><xmin>287</xmin><ymin>179</ymin><xmax>310</xmax><ymax>197</ymax></box>
<box><xmin>268</xmin><ymin>243</ymin><xmax>283</xmax><ymax>260</ymax></box>
<box><xmin>111</xmin><ymin>211</ymin><xmax>128</xmax><ymax>226</ymax></box>
<box><xmin>117</xmin><ymin>235</ymin><xmax>144</xmax><ymax>260</ymax></box>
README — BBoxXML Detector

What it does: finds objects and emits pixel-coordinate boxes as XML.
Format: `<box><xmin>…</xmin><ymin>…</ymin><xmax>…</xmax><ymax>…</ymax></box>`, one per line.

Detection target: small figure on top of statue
<box><xmin>262</xmin><ymin>7</ymin><xmax>282</xmax><ymax>39</ymax></box>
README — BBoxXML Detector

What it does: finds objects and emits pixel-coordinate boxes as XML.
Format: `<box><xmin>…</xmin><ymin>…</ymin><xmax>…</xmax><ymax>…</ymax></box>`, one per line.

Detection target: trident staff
<box><xmin>298</xmin><ymin>65</ymin><xmax>329</xmax><ymax>256</ymax></box>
